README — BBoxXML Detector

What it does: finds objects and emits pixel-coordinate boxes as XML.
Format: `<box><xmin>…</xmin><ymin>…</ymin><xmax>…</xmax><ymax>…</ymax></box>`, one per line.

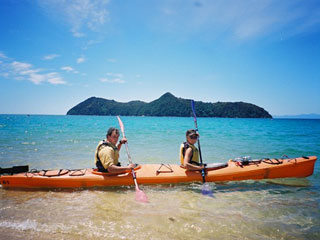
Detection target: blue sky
<box><xmin>0</xmin><ymin>0</ymin><xmax>319</xmax><ymax>115</ymax></box>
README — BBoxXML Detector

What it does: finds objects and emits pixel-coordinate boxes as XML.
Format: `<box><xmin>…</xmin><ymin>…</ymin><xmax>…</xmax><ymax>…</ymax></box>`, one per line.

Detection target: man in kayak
<box><xmin>180</xmin><ymin>129</ymin><xmax>205</xmax><ymax>171</ymax></box>
<box><xmin>95</xmin><ymin>127</ymin><xmax>136</xmax><ymax>173</ymax></box>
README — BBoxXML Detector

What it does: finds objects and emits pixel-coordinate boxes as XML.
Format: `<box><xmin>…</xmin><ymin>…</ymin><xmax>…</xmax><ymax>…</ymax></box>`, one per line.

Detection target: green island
<box><xmin>67</xmin><ymin>92</ymin><xmax>272</xmax><ymax>118</ymax></box>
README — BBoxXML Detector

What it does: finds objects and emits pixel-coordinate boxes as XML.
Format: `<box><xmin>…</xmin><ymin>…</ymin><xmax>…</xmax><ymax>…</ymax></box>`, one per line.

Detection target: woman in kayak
<box><xmin>180</xmin><ymin>129</ymin><xmax>205</xmax><ymax>171</ymax></box>
<box><xmin>95</xmin><ymin>127</ymin><xmax>136</xmax><ymax>173</ymax></box>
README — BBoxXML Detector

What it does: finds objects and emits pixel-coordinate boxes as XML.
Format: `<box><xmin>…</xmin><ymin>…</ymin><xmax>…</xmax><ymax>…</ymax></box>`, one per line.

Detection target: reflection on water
<box><xmin>1</xmin><ymin>180</ymin><xmax>319</xmax><ymax>240</ymax></box>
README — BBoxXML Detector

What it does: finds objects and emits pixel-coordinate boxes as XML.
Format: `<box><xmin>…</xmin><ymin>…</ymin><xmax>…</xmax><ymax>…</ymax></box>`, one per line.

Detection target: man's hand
<box><xmin>127</xmin><ymin>163</ymin><xmax>136</xmax><ymax>169</ymax></box>
<box><xmin>119</xmin><ymin>137</ymin><xmax>127</xmax><ymax>144</ymax></box>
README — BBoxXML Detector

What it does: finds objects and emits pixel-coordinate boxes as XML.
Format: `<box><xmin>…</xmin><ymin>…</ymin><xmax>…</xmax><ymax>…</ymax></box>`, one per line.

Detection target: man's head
<box><xmin>106</xmin><ymin>127</ymin><xmax>120</xmax><ymax>145</ymax></box>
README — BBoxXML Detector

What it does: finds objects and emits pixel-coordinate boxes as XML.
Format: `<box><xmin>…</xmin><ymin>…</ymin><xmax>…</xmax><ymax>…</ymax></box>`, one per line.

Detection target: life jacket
<box><xmin>95</xmin><ymin>140</ymin><xmax>120</xmax><ymax>172</ymax></box>
<box><xmin>179</xmin><ymin>142</ymin><xmax>200</xmax><ymax>165</ymax></box>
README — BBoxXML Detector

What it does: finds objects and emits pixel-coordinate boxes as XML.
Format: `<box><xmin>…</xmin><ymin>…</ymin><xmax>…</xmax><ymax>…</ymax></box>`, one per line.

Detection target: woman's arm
<box><xmin>183</xmin><ymin>148</ymin><xmax>204</xmax><ymax>171</ymax></box>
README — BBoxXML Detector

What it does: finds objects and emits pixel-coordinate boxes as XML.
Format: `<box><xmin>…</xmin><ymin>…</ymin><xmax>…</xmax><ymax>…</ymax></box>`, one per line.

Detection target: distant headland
<box><xmin>66</xmin><ymin>92</ymin><xmax>272</xmax><ymax>118</ymax></box>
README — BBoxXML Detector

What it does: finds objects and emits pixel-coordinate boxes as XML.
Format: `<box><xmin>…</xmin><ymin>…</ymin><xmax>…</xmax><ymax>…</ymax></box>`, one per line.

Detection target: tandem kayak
<box><xmin>0</xmin><ymin>156</ymin><xmax>317</xmax><ymax>189</ymax></box>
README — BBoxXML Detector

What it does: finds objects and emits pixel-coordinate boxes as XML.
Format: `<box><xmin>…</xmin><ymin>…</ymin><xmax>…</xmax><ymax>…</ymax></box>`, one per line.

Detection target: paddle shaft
<box><xmin>124</xmin><ymin>142</ymin><xmax>140</xmax><ymax>190</ymax></box>
<box><xmin>117</xmin><ymin>116</ymin><xmax>140</xmax><ymax>190</ymax></box>
<box><xmin>195</xmin><ymin>130</ymin><xmax>206</xmax><ymax>183</ymax></box>
<box><xmin>191</xmin><ymin>100</ymin><xmax>206</xmax><ymax>183</ymax></box>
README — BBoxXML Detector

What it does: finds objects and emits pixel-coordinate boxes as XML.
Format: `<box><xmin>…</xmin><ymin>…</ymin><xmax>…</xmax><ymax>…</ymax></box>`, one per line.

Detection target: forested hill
<box><xmin>66</xmin><ymin>92</ymin><xmax>272</xmax><ymax>118</ymax></box>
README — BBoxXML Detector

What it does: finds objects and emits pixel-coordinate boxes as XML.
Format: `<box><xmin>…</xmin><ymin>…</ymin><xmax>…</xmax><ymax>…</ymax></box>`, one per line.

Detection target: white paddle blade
<box><xmin>117</xmin><ymin>115</ymin><xmax>148</xmax><ymax>203</ymax></box>
<box><xmin>135</xmin><ymin>188</ymin><xmax>149</xmax><ymax>203</ymax></box>
<box><xmin>117</xmin><ymin>116</ymin><xmax>125</xmax><ymax>137</ymax></box>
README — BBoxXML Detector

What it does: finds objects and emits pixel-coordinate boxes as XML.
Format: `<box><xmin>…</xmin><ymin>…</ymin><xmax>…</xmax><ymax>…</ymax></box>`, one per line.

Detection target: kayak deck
<box><xmin>0</xmin><ymin>156</ymin><xmax>317</xmax><ymax>189</ymax></box>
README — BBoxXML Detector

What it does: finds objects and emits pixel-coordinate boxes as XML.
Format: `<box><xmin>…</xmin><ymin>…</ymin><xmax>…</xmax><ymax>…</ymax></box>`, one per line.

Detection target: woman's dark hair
<box><xmin>186</xmin><ymin>129</ymin><xmax>198</xmax><ymax>137</ymax></box>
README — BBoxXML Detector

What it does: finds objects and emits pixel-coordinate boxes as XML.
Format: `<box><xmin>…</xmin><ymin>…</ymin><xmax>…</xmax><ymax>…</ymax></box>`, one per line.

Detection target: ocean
<box><xmin>0</xmin><ymin>115</ymin><xmax>319</xmax><ymax>239</ymax></box>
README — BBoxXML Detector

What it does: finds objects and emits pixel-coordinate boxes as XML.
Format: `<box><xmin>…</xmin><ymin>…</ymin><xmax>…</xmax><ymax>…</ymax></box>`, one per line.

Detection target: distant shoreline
<box><xmin>1</xmin><ymin>114</ymin><xmax>320</xmax><ymax>119</ymax></box>
<box><xmin>273</xmin><ymin>114</ymin><xmax>320</xmax><ymax>119</ymax></box>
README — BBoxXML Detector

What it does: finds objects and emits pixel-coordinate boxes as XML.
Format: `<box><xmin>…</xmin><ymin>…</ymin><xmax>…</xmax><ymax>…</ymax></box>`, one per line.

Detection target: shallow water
<box><xmin>1</xmin><ymin>182</ymin><xmax>319</xmax><ymax>240</ymax></box>
<box><xmin>0</xmin><ymin>115</ymin><xmax>319</xmax><ymax>239</ymax></box>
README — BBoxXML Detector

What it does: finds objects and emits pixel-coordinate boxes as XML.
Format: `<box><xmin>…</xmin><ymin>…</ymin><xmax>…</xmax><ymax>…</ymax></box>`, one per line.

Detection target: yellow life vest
<box><xmin>179</xmin><ymin>142</ymin><xmax>199</xmax><ymax>165</ymax></box>
<box><xmin>95</xmin><ymin>140</ymin><xmax>119</xmax><ymax>166</ymax></box>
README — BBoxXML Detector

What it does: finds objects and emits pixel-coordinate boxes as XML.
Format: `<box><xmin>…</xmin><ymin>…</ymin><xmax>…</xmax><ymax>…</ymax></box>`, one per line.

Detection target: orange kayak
<box><xmin>0</xmin><ymin>156</ymin><xmax>317</xmax><ymax>189</ymax></box>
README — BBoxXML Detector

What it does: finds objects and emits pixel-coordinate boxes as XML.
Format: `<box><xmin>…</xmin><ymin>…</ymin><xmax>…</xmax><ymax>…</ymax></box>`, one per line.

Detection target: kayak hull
<box><xmin>0</xmin><ymin>156</ymin><xmax>317</xmax><ymax>189</ymax></box>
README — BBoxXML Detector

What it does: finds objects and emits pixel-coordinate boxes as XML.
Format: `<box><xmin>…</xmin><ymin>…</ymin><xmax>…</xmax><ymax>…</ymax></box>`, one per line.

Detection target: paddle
<box><xmin>117</xmin><ymin>116</ymin><xmax>148</xmax><ymax>203</ymax></box>
<box><xmin>0</xmin><ymin>165</ymin><xmax>29</xmax><ymax>175</ymax></box>
<box><xmin>191</xmin><ymin>100</ymin><xmax>213</xmax><ymax>197</ymax></box>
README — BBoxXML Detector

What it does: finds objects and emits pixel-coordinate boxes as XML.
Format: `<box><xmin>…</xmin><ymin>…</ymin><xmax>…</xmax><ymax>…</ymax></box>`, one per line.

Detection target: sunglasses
<box><xmin>189</xmin><ymin>135</ymin><xmax>198</xmax><ymax>139</ymax></box>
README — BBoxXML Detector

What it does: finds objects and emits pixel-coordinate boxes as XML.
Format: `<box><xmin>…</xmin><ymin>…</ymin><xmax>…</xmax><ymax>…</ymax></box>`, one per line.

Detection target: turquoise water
<box><xmin>0</xmin><ymin>115</ymin><xmax>319</xmax><ymax>239</ymax></box>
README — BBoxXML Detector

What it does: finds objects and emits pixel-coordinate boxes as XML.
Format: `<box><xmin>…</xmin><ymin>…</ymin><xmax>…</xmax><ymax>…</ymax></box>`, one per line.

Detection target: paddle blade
<box><xmin>135</xmin><ymin>188</ymin><xmax>149</xmax><ymax>203</ymax></box>
<box><xmin>117</xmin><ymin>116</ymin><xmax>125</xmax><ymax>136</ymax></box>
<box><xmin>201</xmin><ymin>183</ymin><xmax>214</xmax><ymax>197</ymax></box>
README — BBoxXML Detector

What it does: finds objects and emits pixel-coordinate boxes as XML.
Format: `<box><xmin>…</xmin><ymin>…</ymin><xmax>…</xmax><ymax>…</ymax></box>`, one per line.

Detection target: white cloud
<box><xmin>61</xmin><ymin>66</ymin><xmax>79</xmax><ymax>74</ymax></box>
<box><xmin>100</xmin><ymin>72</ymin><xmax>125</xmax><ymax>83</ymax></box>
<box><xmin>0</xmin><ymin>72</ymin><xmax>9</xmax><ymax>77</ymax></box>
<box><xmin>1</xmin><ymin>59</ymin><xmax>67</xmax><ymax>85</ymax></box>
<box><xmin>44</xmin><ymin>54</ymin><xmax>60</xmax><ymax>60</ymax></box>
<box><xmin>159</xmin><ymin>0</ymin><xmax>320</xmax><ymax>40</ymax></box>
<box><xmin>29</xmin><ymin>72</ymin><xmax>46</xmax><ymax>85</ymax></box>
<box><xmin>100</xmin><ymin>77</ymin><xmax>125</xmax><ymax>84</ymax></box>
<box><xmin>107</xmin><ymin>72</ymin><xmax>123</xmax><ymax>78</ymax></box>
<box><xmin>77</xmin><ymin>57</ymin><xmax>86</xmax><ymax>63</ymax></box>
<box><xmin>36</xmin><ymin>0</ymin><xmax>320</xmax><ymax>42</ymax></box>
<box><xmin>19</xmin><ymin>69</ymin><xmax>40</xmax><ymax>75</ymax></box>
<box><xmin>11</xmin><ymin>61</ymin><xmax>33</xmax><ymax>72</ymax></box>
<box><xmin>38</xmin><ymin>0</ymin><xmax>110</xmax><ymax>38</ymax></box>
<box><xmin>61</xmin><ymin>66</ymin><xmax>74</xmax><ymax>72</ymax></box>
<box><xmin>107</xmin><ymin>58</ymin><xmax>116</xmax><ymax>63</ymax></box>
<box><xmin>47</xmin><ymin>72</ymin><xmax>67</xmax><ymax>85</ymax></box>
<box><xmin>0</xmin><ymin>52</ymin><xmax>7</xmax><ymax>58</ymax></box>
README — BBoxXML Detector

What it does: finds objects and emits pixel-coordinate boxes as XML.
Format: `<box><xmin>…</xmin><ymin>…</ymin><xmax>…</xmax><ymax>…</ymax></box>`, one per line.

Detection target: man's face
<box><xmin>107</xmin><ymin>130</ymin><xmax>119</xmax><ymax>145</ymax></box>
